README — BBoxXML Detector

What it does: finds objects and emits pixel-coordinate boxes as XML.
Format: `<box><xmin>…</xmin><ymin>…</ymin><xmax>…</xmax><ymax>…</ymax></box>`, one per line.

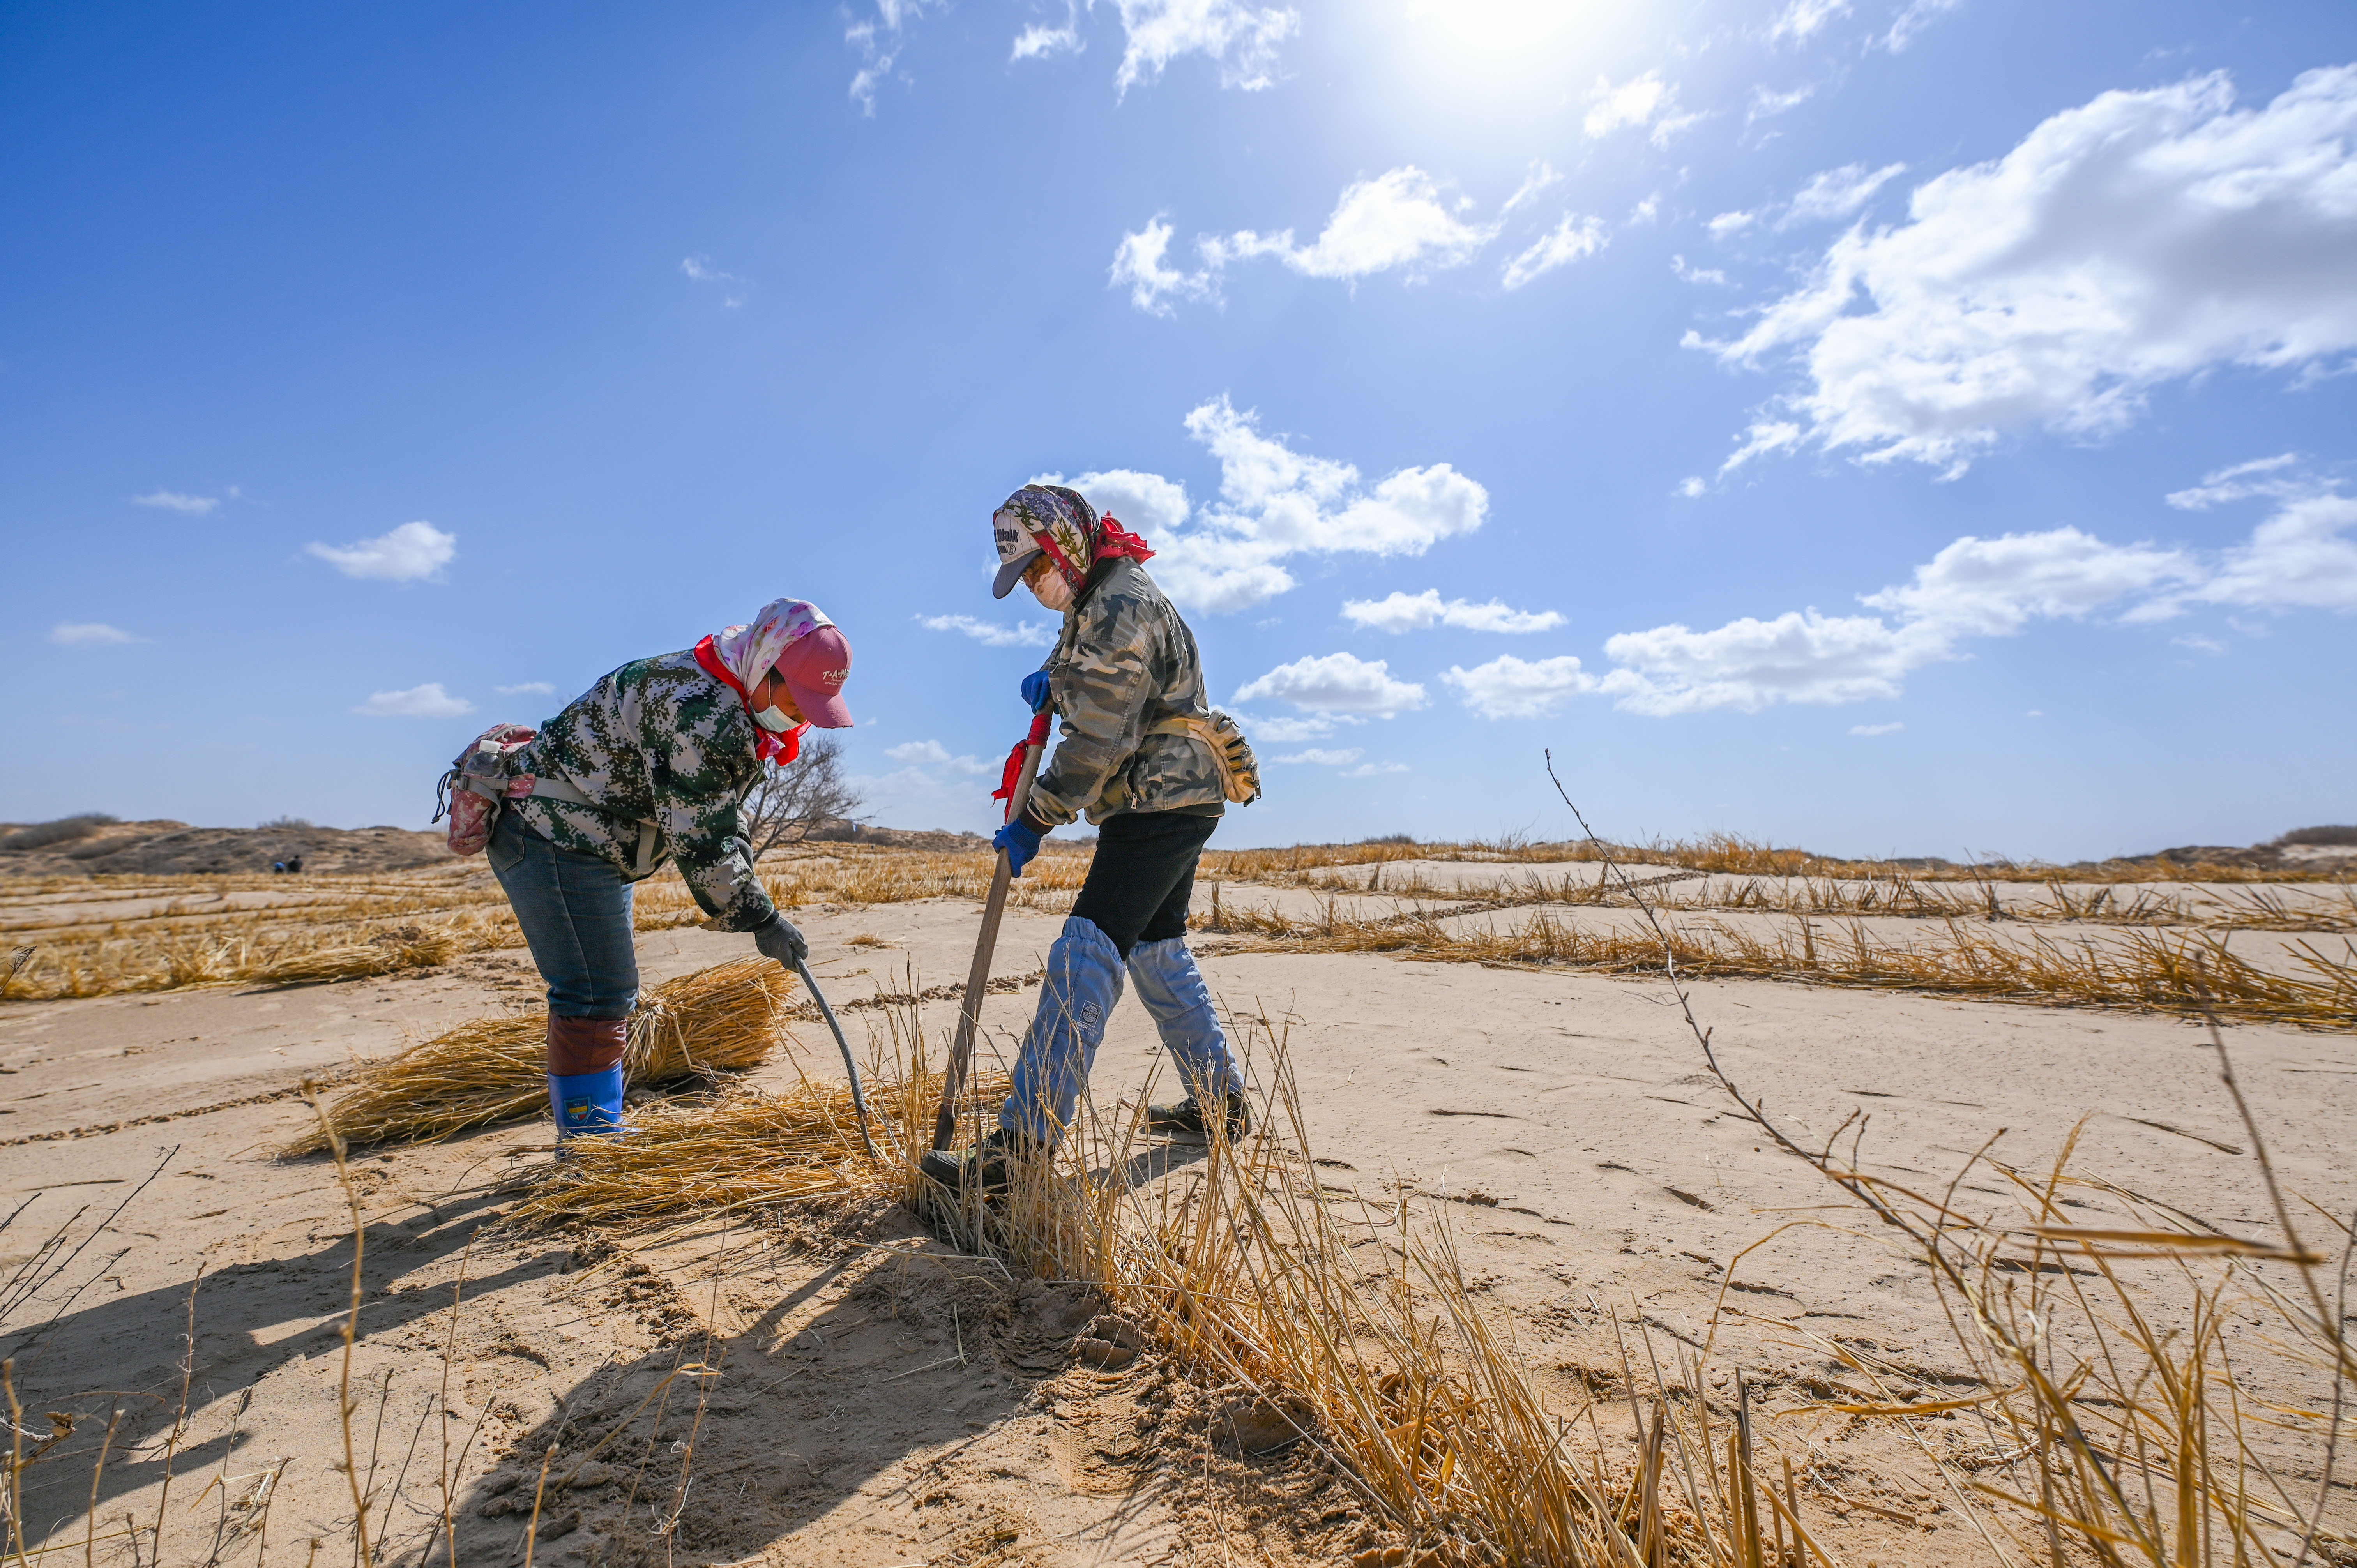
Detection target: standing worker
<box><xmin>926</xmin><ymin>485</ymin><xmax>1252</xmax><ymax>1194</ymax></box>
<box><xmin>484</xmin><ymin>599</ymin><xmax>855</xmax><ymax>1145</ymax></box>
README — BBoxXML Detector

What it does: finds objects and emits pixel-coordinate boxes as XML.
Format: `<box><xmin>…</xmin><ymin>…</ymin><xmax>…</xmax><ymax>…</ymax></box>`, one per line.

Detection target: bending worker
<box><xmin>489</xmin><ymin>599</ymin><xmax>853</xmax><ymax>1143</ymax></box>
<box><xmin>927</xmin><ymin>484</ymin><xmax>1248</xmax><ymax>1193</ymax></box>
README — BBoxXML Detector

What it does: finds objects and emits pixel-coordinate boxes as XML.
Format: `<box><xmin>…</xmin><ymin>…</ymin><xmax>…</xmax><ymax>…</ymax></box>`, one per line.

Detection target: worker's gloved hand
<box><xmin>993</xmin><ymin>816</ymin><xmax>1042</xmax><ymax>877</ymax></box>
<box><xmin>751</xmin><ymin>912</ymin><xmax>809</xmax><ymax>966</ymax></box>
<box><xmin>1019</xmin><ymin>669</ymin><xmax>1053</xmax><ymax>713</ymax></box>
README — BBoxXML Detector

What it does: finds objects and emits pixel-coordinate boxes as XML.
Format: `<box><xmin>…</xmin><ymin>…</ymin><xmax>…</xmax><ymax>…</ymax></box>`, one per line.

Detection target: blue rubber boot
<box><xmin>999</xmin><ymin>916</ymin><xmax>1127</xmax><ymax>1146</ymax></box>
<box><xmin>547</xmin><ymin>1065</ymin><xmax>626</xmax><ymax>1141</ymax></box>
<box><xmin>1127</xmin><ymin>936</ymin><xmax>1248</xmax><ymax>1134</ymax></box>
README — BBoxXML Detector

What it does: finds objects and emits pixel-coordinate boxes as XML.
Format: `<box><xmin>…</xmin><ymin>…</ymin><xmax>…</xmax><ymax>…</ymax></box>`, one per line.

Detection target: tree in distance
<box><xmin>742</xmin><ymin>735</ymin><xmax>863</xmax><ymax>858</ymax></box>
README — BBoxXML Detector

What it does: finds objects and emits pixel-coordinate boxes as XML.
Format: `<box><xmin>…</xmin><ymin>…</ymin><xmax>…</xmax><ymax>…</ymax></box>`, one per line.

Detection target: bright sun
<box><xmin>1389</xmin><ymin>0</ymin><xmax>1642</xmax><ymax>122</ymax></box>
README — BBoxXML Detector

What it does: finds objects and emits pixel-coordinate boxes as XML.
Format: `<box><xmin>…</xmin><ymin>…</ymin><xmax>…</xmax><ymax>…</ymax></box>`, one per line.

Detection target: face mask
<box><xmin>751</xmin><ymin>704</ymin><xmax>797</xmax><ymax>732</ymax></box>
<box><xmin>1030</xmin><ymin>569</ymin><xmax>1075</xmax><ymax>613</ymax></box>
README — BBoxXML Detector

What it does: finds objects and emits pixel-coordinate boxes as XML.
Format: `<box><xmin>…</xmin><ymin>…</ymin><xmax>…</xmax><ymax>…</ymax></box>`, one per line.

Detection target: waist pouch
<box><xmin>1148</xmin><ymin>710</ymin><xmax>1262</xmax><ymax>805</ymax></box>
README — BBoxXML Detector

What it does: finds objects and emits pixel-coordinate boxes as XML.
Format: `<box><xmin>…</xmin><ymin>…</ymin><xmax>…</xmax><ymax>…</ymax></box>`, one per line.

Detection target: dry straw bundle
<box><xmin>286</xmin><ymin>955</ymin><xmax>796</xmax><ymax>1155</ymax></box>
<box><xmin>509</xmin><ymin>1059</ymin><xmax>1011</xmax><ymax>1231</ymax></box>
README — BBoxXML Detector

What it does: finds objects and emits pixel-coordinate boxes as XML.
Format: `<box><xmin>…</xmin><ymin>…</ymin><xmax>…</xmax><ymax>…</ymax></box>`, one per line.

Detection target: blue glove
<box><xmin>1019</xmin><ymin>669</ymin><xmax>1053</xmax><ymax>713</ymax></box>
<box><xmin>993</xmin><ymin>817</ymin><xmax>1042</xmax><ymax>877</ymax></box>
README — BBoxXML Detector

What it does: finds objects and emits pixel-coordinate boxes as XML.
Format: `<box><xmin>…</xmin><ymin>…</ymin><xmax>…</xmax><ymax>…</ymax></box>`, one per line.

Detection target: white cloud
<box><xmin>1110</xmin><ymin>0</ymin><xmax>1299</xmax><ymax>95</ymax></box>
<box><xmin>1596</xmin><ymin>526</ymin><xmax>2197</xmax><ymax>714</ymax></box>
<box><xmin>1599</xmin><ymin>610</ymin><xmax>1934</xmax><ymax>714</ymax></box>
<box><xmin>680</xmin><ymin>256</ymin><xmax>749</xmax><ymax>307</ymax></box>
<box><xmin>1695</xmin><ymin>66</ymin><xmax>2357</xmax><ymax>475</ymax></box>
<box><xmin>1883</xmin><ymin>0</ymin><xmax>1962</xmax><ymax>52</ymax></box>
<box><xmin>1344</xmin><ymin>761</ymin><xmax>1409</xmax><ymax>777</ymax></box>
<box><xmin>917</xmin><ymin>613</ymin><xmax>1058</xmax><ymax>648</ymax></box>
<box><xmin>1198</xmin><ymin>167</ymin><xmax>1498</xmax><ymax>282</ymax></box>
<box><xmin>885</xmin><ymin>739</ymin><xmax>995</xmax><ymax>774</ymax></box>
<box><xmin>1707</xmin><ymin>210</ymin><xmax>1755</xmax><ymax>237</ymax></box>
<box><xmin>495</xmin><ymin>681</ymin><xmax>555</xmax><ymax>696</ymax></box>
<box><xmin>1051</xmin><ymin>467</ymin><xmax>1193</xmax><ymax>537</ymax></box>
<box><xmin>1342</xmin><ymin>590</ymin><xmax>1563</xmax><ymax>634</ymax></box>
<box><xmin>1750</xmin><ymin>83</ymin><xmax>1816</xmax><ymax>120</ymax></box>
<box><xmin>1124</xmin><ymin>166</ymin><xmax>1603</xmax><ymax>309</ymax></box>
<box><xmin>2164</xmin><ymin>452</ymin><xmax>2303</xmax><ymax>510</ymax></box>
<box><xmin>1442</xmin><ymin>654</ymin><xmax>1599</xmax><ymax>719</ymax></box>
<box><xmin>355</xmin><ymin>683</ymin><xmax>475</xmax><ymax>719</ymax></box>
<box><xmin>131</xmin><ymin>490</ymin><xmax>219</xmax><ymax>514</ymax></box>
<box><xmin>2185</xmin><ymin>491</ymin><xmax>2357</xmax><ymax>613</ymax></box>
<box><xmin>1585</xmin><ymin>71</ymin><xmax>1674</xmax><ymax>139</ymax></box>
<box><xmin>1770</xmin><ymin>0</ymin><xmax>1849</xmax><ymax>42</ymax></box>
<box><xmin>306</xmin><ymin>521</ymin><xmax>456</xmax><ymax>582</ymax></box>
<box><xmin>51</xmin><ymin>622</ymin><xmax>141</xmax><ymax>646</ymax></box>
<box><xmin>1672</xmin><ymin>255</ymin><xmax>1729</xmax><ymax>285</ymax></box>
<box><xmin>1501</xmin><ymin>213</ymin><xmax>1607</xmax><ymax>290</ymax></box>
<box><xmin>1857</xmin><ymin>525</ymin><xmax>2198</xmax><ymax>634</ymax></box>
<box><xmin>844</xmin><ymin>0</ymin><xmax>941</xmax><ymax>113</ymax></box>
<box><xmin>1274</xmin><ymin>747</ymin><xmax>1363</xmax><ymax>766</ymax></box>
<box><xmin>1587</xmin><ymin>488</ymin><xmax>2357</xmax><ymax>715</ymax></box>
<box><xmin>1782</xmin><ymin>161</ymin><xmax>1906</xmax><ymax>225</ymax></box>
<box><xmin>1011</xmin><ymin>3</ymin><xmax>1081</xmax><ymax>61</ymax></box>
<box><xmin>1850</xmin><ymin>721</ymin><xmax>1904</xmax><ymax>735</ymax></box>
<box><xmin>1235</xmin><ymin>712</ymin><xmax>1346</xmax><ymax>742</ymax></box>
<box><xmin>1718</xmin><ymin>420</ymin><xmax>1804</xmax><ymax>476</ymax></box>
<box><xmin>1088</xmin><ymin>397</ymin><xmax>1486</xmax><ymax>614</ymax></box>
<box><xmin>1629</xmin><ymin>195</ymin><xmax>1661</xmax><ymax>224</ymax></box>
<box><xmin>1499</xmin><ymin>160</ymin><xmax>1561</xmax><ymax>216</ymax></box>
<box><xmin>1110</xmin><ymin>219</ymin><xmax>1218</xmax><ymax>314</ymax></box>
<box><xmin>1677</xmin><ymin>477</ymin><xmax>1708</xmax><ymax>499</ymax></box>
<box><xmin>1235</xmin><ymin>651</ymin><xmax>1426</xmax><ymax>716</ymax></box>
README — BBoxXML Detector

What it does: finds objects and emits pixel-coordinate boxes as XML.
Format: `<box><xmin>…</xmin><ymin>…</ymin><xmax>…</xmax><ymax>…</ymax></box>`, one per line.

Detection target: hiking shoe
<box><xmin>917</xmin><ymin>1128</ymin><xmax>1043</xmax><ymax>1197</ymax></box>
<box><xmin>1145</xmin><ymin>1092</ymin><xmax>1251</xmax><ymax>1140</ymax></box>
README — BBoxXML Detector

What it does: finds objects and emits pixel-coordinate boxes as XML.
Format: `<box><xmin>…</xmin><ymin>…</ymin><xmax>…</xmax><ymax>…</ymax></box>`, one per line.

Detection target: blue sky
<box><xmin>4</xmin><ymin>0</ymin><xmax>2352</xmax><ymax>859</ymax></box>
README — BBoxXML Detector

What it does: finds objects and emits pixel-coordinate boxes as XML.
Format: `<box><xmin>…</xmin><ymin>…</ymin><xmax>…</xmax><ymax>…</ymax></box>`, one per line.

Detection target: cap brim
<box><xmin>992</xmin><ymin>549</ymin><xmax>1042</xmax><ymax>600</ymax></box>
<box><xmin>786</xmin><ymin>683</ymin><xmax>854</xmax><ymax>729</ymax></box>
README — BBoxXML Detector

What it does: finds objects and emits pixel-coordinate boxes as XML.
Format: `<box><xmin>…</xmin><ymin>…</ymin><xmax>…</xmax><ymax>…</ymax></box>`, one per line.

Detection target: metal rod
<box><xmin>792</xmin><ymin>956</ymin><xmax>876</xmax><ymax>1158</ymax></box>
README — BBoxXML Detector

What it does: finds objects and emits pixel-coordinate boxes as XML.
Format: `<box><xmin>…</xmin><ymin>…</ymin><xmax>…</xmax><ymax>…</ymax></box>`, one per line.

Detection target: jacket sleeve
<box><xmin>651</xmin><ymin>710</ymin><xmax>777</xmax><ymax>932</ymax></box>
<box><xmin>1025</xmin><ymin>603</ymin><xmax>1153</xmax><ymax>828</ymax></box>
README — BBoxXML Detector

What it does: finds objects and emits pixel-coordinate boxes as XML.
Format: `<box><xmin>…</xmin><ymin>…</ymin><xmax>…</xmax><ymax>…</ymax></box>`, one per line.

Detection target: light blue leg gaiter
<box><xmin>1000</xmin><ymin>916</ymin><xmax>1126</xmax><ymax>1146</ymax></box>
<box><xmin>547</xmin><ymin>1066</ymin><xmax>626</xmax><ymax>1139</ymax></box>
<box><xmin>1125</xmin><ymin>936</ymin><xmax>1245</xmax><ymax>1103</ymax></box>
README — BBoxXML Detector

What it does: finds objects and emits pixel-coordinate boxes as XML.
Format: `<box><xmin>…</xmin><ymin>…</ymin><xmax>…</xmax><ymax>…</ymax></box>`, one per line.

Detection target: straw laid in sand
<box><xmin>509</xmin><ymin>1061</ymin><xmax>1007</xmax><ymax>1232</ymax></box>
<box><xmin>285</xmin><ymin>956</ymin><xmax>797</xmax><ymax>1155</ymax></box>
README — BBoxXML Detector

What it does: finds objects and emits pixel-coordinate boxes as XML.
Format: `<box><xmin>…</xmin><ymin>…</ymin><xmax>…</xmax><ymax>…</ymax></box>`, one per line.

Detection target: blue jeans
<box><xmin>487</xmin><ymin>812</ymin><xmax>640</xmax><ymax>1017</ymax></box>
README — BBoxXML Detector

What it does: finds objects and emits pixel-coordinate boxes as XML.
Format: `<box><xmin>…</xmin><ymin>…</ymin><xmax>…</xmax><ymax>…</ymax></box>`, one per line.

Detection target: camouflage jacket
<box><xmin>508</xmin><ymin>652</ymin><xmax>777</xmax><ymax>931</ymax></box>
<box><xmin>1028</xmin><ymin>558</ymin><xmax>1224</xmax><ymax>828</ymax></box>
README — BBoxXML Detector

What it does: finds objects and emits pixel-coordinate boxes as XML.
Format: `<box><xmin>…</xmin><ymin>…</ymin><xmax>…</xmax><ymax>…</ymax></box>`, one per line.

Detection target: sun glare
<box><xmin>1390</xmin><ymin>0</ymin><xmax>1644</xmax><ymax>116</ymax></box>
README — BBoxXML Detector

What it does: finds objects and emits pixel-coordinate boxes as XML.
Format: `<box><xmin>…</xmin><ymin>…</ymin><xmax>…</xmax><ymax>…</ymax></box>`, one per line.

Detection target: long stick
<box><xmin>930</xmin><ymin>713</ymin><xmax>1050</xmax><ymax>1153</ymax></box>
<box><xmin>792</xmin><ymin>956</ymin><xmax>877</xmax><ymax>1157</ymax></box>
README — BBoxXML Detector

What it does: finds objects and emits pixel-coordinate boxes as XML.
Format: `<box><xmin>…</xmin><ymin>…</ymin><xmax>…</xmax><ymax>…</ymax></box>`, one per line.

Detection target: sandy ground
<box><xmin>0</xmin><ymin>876</ymin><xmax>2350</xmax><ymax>1566</ymax></box>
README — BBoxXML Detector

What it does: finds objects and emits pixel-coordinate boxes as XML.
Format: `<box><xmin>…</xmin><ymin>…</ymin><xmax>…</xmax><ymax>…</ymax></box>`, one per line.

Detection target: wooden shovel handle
<box><xmin>930</xmin><ymin>722</ymin><xmax>1050</xmax><ymax>1152</ymax></box>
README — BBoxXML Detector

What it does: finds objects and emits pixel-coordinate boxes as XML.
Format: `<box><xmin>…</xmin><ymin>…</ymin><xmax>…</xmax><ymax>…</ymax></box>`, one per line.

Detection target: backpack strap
<box><xmin>511</xmin><ymin>773</ymin><xmax>661</xmax><ymax>877</ymax></box>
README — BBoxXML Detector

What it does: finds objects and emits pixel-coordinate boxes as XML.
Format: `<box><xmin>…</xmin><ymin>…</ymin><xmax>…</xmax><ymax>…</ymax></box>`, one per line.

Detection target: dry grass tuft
<box><xmin>284</xmin><ymin>956</ymin><xmax>798</xmax><ymax>1155</ymax></box>
<box><xmin>515</xmin><ymin>991</ymin><xmax>1778</xmax><ymax>1568</ymax></box>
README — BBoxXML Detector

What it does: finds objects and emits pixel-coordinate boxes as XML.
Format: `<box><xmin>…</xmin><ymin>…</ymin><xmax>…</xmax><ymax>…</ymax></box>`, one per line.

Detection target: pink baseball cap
<box><xmin>775</xmin><ymin>625</ymin><xmax>854</xmax><ymax>728</ymax></box>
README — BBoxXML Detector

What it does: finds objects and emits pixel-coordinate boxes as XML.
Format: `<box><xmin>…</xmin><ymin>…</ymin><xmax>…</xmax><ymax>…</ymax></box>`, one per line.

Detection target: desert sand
<box><xmin>0</xmin><ymin>848</ymin><xmax>2349</xmax><ymax>1566</ymax></box>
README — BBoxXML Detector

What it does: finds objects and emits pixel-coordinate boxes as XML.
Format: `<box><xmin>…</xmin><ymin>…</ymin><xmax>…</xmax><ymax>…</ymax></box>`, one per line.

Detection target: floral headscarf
<box><xmin>995</xmin><ymin>484</ymin><xmax>1156</xmax><ymax>594</ymax></box>
<box><xmin>693</xmin><ymin>597</ymin><xmax>832</xmax><ymax>765</ymax></box>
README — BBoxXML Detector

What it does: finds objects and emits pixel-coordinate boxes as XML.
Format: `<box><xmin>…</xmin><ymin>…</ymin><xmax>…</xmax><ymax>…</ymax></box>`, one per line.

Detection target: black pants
<box><xmin>1068</xmin><ymin>809</ymin><xmax>1219</xmax><ymax>957</ymax></box>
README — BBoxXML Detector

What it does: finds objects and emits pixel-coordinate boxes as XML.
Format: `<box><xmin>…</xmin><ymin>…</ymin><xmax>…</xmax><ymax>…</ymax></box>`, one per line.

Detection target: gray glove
<box><xmin>752</xmin><ymin>913</ymin><xmax>809</xmax><ymax>966</ymax></box>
